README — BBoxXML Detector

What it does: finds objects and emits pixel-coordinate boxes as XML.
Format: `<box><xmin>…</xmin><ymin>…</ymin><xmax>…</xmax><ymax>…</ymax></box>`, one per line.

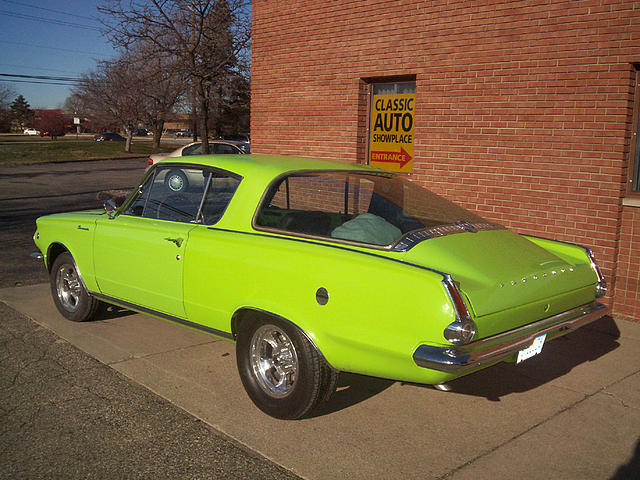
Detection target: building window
<box><xmin>629</xmin><ymin>67</ymin><xmax>640</xmax><ymax>195</ymax></box>
<box><xmin>368</xmin><ymin>80</ymin><xmax>416</xmax><ymax>174</ymax></box>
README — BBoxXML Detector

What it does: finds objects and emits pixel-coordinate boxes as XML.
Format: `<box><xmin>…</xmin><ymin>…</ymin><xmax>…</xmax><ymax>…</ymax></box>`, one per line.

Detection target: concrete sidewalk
<box><xmin>2</xmin><ymin>284</ymin><xmax>639</xmax><ymax>479</ymax></box>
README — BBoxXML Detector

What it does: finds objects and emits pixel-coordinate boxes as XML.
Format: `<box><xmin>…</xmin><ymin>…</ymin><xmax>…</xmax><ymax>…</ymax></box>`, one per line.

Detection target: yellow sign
<box><xmin>369</xmin><ymin>92</ymin><xmax>415</xmax><ymax>173</ymax></box>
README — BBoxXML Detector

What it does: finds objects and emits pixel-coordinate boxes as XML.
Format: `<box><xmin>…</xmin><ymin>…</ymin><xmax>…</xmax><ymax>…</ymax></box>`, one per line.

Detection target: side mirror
<box><xmin>103</xmin><ymin>198</ymin><xmax>117</xmax><ymax>219</ymax></box>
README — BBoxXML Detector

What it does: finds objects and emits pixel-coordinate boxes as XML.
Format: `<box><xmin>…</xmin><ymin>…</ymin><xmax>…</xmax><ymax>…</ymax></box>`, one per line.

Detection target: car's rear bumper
<box><xmin>413</xmin><ymin>301</ymin><xmax>609</xmax><ymax>374</ymax></box>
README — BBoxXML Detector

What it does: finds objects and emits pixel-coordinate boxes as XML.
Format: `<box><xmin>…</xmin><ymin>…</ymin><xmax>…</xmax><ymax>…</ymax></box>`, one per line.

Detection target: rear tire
<box><xmin>236</xmin><ymin>316</ymin><xmax>337</xmax><ymax>419</ymax></box>
<box><xmin>50</xmin><ymin>252</ymin><xmax>101</xmax><ymax>322</ymax></box>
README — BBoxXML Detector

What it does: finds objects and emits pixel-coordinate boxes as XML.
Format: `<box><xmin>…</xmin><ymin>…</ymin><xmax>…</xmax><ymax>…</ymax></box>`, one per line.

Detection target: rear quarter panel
<box><xmin>183</xmin><ymin>226</ymin><xmax>457</xmax><ymax>383</ymax></box>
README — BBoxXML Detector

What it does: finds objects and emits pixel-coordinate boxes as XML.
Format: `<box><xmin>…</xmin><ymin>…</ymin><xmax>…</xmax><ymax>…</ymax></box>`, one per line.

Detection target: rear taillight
<box><xmin>147</xmin><ymin>157</ymin><xmax>153</xmax><ymax>166</ymax></box>
<box><xmin>586</xmin><ymin>248</ymin><xmax>607</xmax><ymax>298</ymax></box>
<box><xmin>442</xmin><ymin>276</ymin><xmax>477</xmax><ymax>345</ymax></box>
<box><xmin>443</xmin><ymin>276</ymin><xmax>470</xmax><ymax>319</ymax></box>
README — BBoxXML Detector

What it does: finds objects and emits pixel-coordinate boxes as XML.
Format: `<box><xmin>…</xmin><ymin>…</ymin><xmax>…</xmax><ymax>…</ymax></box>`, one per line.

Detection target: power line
<box><xmin>0</xmin><ymin>73</ymin><xmax>83</xmax><ymax>83</ymax></box>
<box><xmin>0</xmin><ymin>78</ymin><xmax>76</xmax><ymax>86</ymax></box>
<box><xmin>0</xmin><ymin>9</ymin><xmax>101</xmax><ymax>31</ymax></box>
<box><xmin>0</xmin><ymin>39</ymin><xmax>104</xmax><ymax>56</ymax></box>
<box><xmin>0</xmin><ymin>0</ymin><xmax>97</xmax><ymax>21</ymax></box>
<box><xmin>0</xmin><ymin>63</ymin><xmax>81</xmax><ymax>75</ymax></box>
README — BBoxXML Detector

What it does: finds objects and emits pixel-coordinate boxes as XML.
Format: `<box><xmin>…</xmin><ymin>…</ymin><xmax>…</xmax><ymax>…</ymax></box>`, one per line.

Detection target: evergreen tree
<box><xmin>10</xmin><ymin>95</ymin><xmax>33</xmax><ymax>131</ymax></box>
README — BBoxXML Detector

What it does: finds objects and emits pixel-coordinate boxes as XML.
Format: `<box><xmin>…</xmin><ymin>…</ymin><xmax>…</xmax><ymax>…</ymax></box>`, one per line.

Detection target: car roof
<box><xmin>158</xmin><ymin>153</ymin><xmax>383</xmax><ymax>180</ymax></box>
<box><xmin>153</xmin><ymin>154</ymin><xmax>388</xmax><ymax>232</ymax></box>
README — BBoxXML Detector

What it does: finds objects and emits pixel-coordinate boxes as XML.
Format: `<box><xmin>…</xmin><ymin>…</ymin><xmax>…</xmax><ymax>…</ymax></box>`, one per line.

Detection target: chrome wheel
<box><xmin>250</xmin><ymin>324</ymin><xmax>299</xmax><ymax>398</ymax></box>
<box><xmin>55</xmin><ymin>263</ymin><xmax>82</xmax><ymax>312</ymax></box>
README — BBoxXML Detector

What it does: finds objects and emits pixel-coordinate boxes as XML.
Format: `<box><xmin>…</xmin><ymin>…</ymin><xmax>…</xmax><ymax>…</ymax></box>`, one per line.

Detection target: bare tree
<box><xmin>132</xmin><ymin>44</ymin><xmax>186</xmax><ymax>149</ymax></box>
<box><xmin>99</xmin><ymin>0</ymin><xmax>251</xmax><ymax>154</ymax></box>
<box><xmin>75</xmin><ymin>59</ymin><xmax>144</xmax><ymax>152</ymax></box>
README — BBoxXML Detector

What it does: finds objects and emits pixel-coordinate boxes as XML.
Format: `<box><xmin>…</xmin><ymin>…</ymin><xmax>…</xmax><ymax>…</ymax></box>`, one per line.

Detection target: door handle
<box><xmin>164</xmin><ymin>237</ymin><xmax>183</xmax><ymax>247</ymax></box>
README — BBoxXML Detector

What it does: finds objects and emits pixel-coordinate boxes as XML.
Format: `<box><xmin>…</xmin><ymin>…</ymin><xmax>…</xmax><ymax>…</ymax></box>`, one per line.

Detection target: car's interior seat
<box><xmin>278</xmin><ymin>211</ymin><xmax>332</xmax><ymax>236</ymax></box>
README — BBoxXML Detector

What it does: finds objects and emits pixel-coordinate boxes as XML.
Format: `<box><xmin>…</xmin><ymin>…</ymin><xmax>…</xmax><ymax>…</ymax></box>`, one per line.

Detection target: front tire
<box><xmin>50</xmin><ymin>252</ymin><xmax>101</xmax><ymax>322</ymax></box>
<box><xmin>236</xmin><ymin>316</ymin><xmax>337</xmax><ymax>419</ymax></box>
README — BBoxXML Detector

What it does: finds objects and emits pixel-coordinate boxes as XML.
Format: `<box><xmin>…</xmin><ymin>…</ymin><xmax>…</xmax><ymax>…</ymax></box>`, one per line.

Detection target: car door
<box><xmin>93</xmin><ymin>165</ymin><xmax>209</xmax><ymax>318</ymax></box>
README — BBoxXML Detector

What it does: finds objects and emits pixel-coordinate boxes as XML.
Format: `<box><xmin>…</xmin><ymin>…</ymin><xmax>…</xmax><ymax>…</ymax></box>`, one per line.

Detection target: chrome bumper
<box><xmin>413</xmin><ymin>302</ymin><xmax>609</xmax><ymax>374</ymax></box>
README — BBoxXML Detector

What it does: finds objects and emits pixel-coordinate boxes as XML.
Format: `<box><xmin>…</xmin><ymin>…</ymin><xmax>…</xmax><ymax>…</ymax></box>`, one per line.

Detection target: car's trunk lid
<box><xmin>400</xmin><ymin>229</ymin><xmax>596</xmax><ymax>318</ymax></box>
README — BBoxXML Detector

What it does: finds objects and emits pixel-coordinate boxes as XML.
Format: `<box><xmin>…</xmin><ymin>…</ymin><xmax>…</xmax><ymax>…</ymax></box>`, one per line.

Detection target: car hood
<box><xmin>400</xmin><ymin>229</ymin><xmax>596</xmax><ymax>317</ymax></box>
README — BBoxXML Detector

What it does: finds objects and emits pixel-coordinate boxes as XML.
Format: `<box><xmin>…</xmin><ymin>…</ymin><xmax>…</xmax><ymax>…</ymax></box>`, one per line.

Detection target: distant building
<box><xmin>251</xmin><ymin>0</ymin><xmax>640</xmax><ymax>321</ymax></box>
<box><xmin>163</xmin><ymin>114</ymin><xmax>191</xmax><ymax>133</ymax></box>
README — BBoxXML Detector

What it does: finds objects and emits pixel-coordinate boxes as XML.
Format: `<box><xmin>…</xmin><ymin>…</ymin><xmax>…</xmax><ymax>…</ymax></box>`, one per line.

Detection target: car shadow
<box><xmin>610</xmin><ymin>437</ymin><xmax>640</xmax><ymax>479</ymax></box>
<box><xmin>96</xmin><ymin>303</ymin><xmax>138</xmax><ymax>321</ymax></box>
<box><xmin>309</xmin><ymin>373</ymin><xmax>394</xmax><ymax>418</ymax></box>
<box><xmin>314</xmin><ymin>316</ymin><xmax>621</xmax><ymax>414</ymax></box>
<box><xmin>417</xmin><ymin>316</ymin><xmax>621</xmax><ymax>402</ymax></box>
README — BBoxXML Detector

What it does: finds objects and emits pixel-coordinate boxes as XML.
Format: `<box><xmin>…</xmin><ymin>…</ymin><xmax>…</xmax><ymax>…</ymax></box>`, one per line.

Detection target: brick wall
<box><xmin>614</xmin><ymin>206</ymin><xmax>640</xmax><ymax>321</ymax></box>
<box><xmin>251</xmin><ymin>0</ymin><xmax>640</xmax><ymax>321</ymax></box>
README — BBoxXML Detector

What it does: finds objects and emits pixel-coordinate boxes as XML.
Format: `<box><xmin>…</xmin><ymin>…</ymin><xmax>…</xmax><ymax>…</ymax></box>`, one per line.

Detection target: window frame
<box><xmin>628</xmin><ymin>66</ymin><xmax>640</xmax><ymax>197</ymax></box>
<box><xmin>117</xmin><ymin>163</ymin><xmax>242</xmax><ymax>225</ymax></box>
<box><xmin>251</xmin><ymin>169</ymin><xmax>489</xmax><ymax>250</ymax></box>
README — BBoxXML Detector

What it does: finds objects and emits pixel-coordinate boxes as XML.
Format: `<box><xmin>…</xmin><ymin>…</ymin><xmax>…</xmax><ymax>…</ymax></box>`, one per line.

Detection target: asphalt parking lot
<box><xmin>1</xmin><ymin>159</ymin><xmax>639</xmax><ymax>479</ymax></box>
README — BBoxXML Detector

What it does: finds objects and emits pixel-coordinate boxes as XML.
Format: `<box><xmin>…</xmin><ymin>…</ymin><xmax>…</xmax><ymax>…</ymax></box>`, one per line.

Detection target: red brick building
<box><xmin>251</xmin><ymin>0</ymin><xmax>640</xmax><ymax>322</ymax></box>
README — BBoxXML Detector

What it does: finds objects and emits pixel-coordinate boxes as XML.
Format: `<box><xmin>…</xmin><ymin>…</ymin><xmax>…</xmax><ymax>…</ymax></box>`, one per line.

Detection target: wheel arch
<box><xmin>230</xmin><ymin>307</ymin><xmax>334</xmax><ymax>369</ymax></box>
<box><xmin>46</xmin><ymin>242</ymin><xmax>70</xmax><ymax>272</ymax></box>
<box><xmin>46</xmin><ymin>243</ymin><xmax>91</xmax><ymax>294</ymax></box>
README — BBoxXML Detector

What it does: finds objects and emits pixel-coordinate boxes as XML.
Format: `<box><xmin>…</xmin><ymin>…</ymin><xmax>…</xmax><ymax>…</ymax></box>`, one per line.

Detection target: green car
<box><xmin>32</xmin><ymin>154</ymin><xmax>609</xmax><ymax>419</ymax></box>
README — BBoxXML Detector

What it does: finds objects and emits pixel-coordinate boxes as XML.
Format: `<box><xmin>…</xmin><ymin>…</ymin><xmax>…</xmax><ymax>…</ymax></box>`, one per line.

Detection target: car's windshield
<box><xmin>255</xmin><ymin>171</ymin><xmax>495</xmax><ymax>248</ymax></box>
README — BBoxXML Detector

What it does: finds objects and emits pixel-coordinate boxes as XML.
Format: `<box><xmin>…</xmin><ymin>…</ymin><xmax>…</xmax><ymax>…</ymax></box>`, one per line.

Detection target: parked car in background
<box><xmin>223</xmin><ymin>133</ymin><xmax>250</xmax><ymax>143</ymax></box>
<box><xmin>40</xmin><ymin>130</ymin><xmax>65</xmax><ymax>138</ymax></box>
<box><xmin>175</xmin><ymin>130</ymin><xmax>192</xmax><ymax>137</ymax></box>
<box><xmin>147</xmin><ymin>140</ymin><xmax>249</xmax><ymax>192</ymax></box>
<box><xmin>32</xmin><ymin>154</ymin><xmax>609</xmax><ymax>419</ymax></box>
<box><xmin>94</xmin><ymin>132</ymin><xmax>126</xmax><ymax>142</ymax></box>
<box><xmin>132</xmin><ymin>128</ymin><xmax>150</xmax><ymax>136</ymax></box>
<box><xmin>23</xmin><ymin>128</ymin><xmax>40</xmax><ymax>135</ymax></box>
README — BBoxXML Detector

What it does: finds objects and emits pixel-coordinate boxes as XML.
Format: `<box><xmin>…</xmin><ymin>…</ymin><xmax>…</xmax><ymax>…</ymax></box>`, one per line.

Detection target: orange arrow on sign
<box><xmin>370</xmin><ymin>147</ymin><xmax>412</xmax><ymax>168</ymax></box>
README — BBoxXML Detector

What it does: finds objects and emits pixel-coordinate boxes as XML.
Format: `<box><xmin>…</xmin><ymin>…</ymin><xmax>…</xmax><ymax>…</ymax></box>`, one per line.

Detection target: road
<box><xmin>0</xmin><ymin>159</ymin><xmax>300</xmax><ymax>479</ymax></box>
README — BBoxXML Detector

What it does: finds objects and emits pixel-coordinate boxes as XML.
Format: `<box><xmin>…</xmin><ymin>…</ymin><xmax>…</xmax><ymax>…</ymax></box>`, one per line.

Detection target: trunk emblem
<box><xmin>543</xmin><ymin>303</ymin><xmax>550</xmax><ymax>312</ymax></box>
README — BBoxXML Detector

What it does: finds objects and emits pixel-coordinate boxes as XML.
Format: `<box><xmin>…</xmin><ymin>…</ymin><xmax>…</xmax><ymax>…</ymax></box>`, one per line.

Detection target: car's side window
<box><xmin>183</xmin><ymin>144</ymin><xmax>202</xmax><ymax>156</ymax></box>
<box><xmin>213</xmin><ymin>144</ymin><xmax>240</xmax><ymax>154</ymax></box>
<box><xmin>256</xmin><ymin>174</ymin><xmax>377</xmax><ymax>238</ymax></box>
<box><xmin>143</xmin><ymin>167</ymin><xmax>207</xmax><ymax>222</ymax></box>
<box><xmin>199</xmin><ymin>173</ymin><xmax>241</xmax><ymax>224</ymax></box>
<box><xmin>123</xmin><ymin>175</ymin><xmax>153</xmax><ymax>217</ymax></box>
<box><xmin>121</xmin><ymin>166</ymin><xmax>240</xmax><ymax>224</ymax></box>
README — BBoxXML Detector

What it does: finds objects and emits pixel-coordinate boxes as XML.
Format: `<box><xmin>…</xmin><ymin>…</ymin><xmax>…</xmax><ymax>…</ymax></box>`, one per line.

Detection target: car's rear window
<box><xmin>254</xmin><ymin>171</ymin><xmax>486</xmax><ymax>247</ymax></box>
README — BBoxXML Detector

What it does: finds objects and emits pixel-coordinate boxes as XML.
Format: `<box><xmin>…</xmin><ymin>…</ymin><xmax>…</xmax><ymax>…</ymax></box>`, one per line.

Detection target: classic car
<box><xmin>32</xmin><ymin>154</ymin><xmax>609</xmax><ymax>419</ymax></box>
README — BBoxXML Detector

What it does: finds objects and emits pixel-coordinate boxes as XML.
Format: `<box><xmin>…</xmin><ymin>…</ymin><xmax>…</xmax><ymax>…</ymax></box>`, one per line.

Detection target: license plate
<box><xmin>516</xmin><ymin>334</ymin><xmax>547</xmax><ymax>364</ymax></box>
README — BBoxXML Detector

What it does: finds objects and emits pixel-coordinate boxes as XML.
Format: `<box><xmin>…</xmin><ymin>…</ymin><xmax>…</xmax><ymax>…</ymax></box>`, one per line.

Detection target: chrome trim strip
<box><xmin>413</xmin><ymin>302</ymin><xmax>609</xmax><ymax>373</ymax></box>
<box><xmin>89</xmin><ymin>292</ymin><xmax>234</xmax><ymax>340</ymax></box>
<box><xmin>391</xmin><ymin>222</ymin><xmax>506</xmax><ymax>252</ymax></box>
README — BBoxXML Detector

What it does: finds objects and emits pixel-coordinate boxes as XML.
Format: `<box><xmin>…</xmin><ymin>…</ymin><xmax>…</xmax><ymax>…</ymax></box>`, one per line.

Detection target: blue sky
<box><xmin>0</xmin><ymin>0</ymin><xmax>114</xmax><ymax>108</ymax></box>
